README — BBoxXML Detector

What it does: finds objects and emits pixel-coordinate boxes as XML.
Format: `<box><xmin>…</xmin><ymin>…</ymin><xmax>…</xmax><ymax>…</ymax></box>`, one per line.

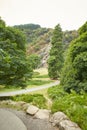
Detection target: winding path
<box><xmin>0</xmin><ymin>81</ymin><xmax>60</xmax><ymax>97</ymax></box>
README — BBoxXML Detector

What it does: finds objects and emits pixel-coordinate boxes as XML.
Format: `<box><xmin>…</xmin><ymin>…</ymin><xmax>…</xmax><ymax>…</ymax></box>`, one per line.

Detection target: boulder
<box><xmin>0</xmin><ymin>109</ymin><xmax>27</xmax><ymax>130</ymax></box>
<box><xmin>50</xmin><ymin>112</ymin><xmax>69</xmax><ymax>126</ymax></box>
<box><xmin>26</xmin><ymin>105</ymin><xmax>39</xmax><ymax>115</ymax></box>
<box><xmin>59</xmin><ymin>120</ymin><xmax>81</xmax><ymax>130</ymax></box>
<box><xmin>6</xmin><ymin>108</ymin><xmax>58</xmax><ymax>130</ymax></box>
<box><xmin>34</xmin><ymin>109</ymin><xmax>51</xmax><ymax>120</ymax></box>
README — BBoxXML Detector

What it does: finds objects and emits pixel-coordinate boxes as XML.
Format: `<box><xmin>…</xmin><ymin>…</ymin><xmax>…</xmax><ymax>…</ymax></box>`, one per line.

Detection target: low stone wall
<box><xmin>0</xmin><ymin>100</ymin><xmax>82</xmax><ymax>130</ymax></box>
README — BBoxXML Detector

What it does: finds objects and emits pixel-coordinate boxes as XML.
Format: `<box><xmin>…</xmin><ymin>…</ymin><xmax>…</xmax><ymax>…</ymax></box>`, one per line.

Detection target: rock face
<box><xmin>3</xmin><ymin>108</ymin><xmax>58</xmax><ymax>130</ymax></box>
<box><xmin>0</xmin><ymin>109</ymin><xmax>27</xmax><ymax>130</ymax></box>
<box><xmin>26</xmin><ymin>105</ymin><xmax>39</xmax><ymax>115</ymax></box>
<box><xmin>34</xmin><ymin>109</ymin><xmax>51</xmax><ymax>120</ymax></box>
<box><xmin>50</xmin><ymin>112</ymin><xmax>81</xmax><ymax>130</ymax></box>
<box><xmin>59</xmin><ymin>120</ymin><xmax>82</xmax><ymax>130</ymax></box>
<box><xmin>50</xmin><ymin>112</ymin><xmax>69</xmax><ymax>126</ymax></box>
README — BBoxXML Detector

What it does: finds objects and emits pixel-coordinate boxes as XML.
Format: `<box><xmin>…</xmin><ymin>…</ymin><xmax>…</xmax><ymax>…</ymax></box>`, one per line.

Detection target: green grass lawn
<box><xmin>0</xmin><ymin>68</ymin><xmax>53</xmax><ymax>92</ymax></box>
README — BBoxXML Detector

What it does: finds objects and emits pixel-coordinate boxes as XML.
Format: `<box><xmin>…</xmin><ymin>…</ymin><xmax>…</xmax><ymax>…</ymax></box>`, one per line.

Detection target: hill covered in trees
<box><xmin>14</xmin><ymin>24</ymin><xmax>78</xmax><ymax>67</ymax></box>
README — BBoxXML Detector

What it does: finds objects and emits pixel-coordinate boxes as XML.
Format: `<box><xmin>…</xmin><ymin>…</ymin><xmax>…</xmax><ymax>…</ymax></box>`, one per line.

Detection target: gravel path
<box><xmin>0</xmin><ymin>81</ymin><xmax>60</xmax><ymax>97</ymax></box>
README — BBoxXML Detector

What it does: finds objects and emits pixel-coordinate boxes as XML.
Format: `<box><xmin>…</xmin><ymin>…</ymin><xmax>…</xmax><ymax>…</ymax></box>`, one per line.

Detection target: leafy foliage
<box><xmin>28</xmin><ymin>54</ymin><xmax>40</xmax><ymax>69</ymax></box>
<box><xmin>78</xmin><ymin>21</ymin><xmax>87</xmax><ymax>35</ymax></box>
<box><xmin>48</xmin><ymin>24</ymin><xmax>64</xmax><ymax>79</ymax></box>
<box><xmin>0</xmin><ymin>18</ymin><xmax>33</xmax><ymax>87</ymax></box>
<box><xmin>48</xmin><ymin>85</ymin><xmax>87</xmax><ymax>130</ymax></box>
<box><xmin>61</xmin><ymin>22</ymin><xmax>87</xmax><ymax>93</ymax></box>
<box><xmin>0</xmin><ymin>17</ymin><xmax>5</xmax><ymax>27</ymax></box>
<box><xmin>14</xmin><ymin>24</ymin><xmax>41</xmax><ymax>31</ymax></box>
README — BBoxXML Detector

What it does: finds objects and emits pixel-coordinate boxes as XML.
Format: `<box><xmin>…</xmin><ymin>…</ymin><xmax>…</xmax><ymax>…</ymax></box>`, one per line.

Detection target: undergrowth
<box><xmin>48</xmin><ymin>85</ymin><xmax>87</xmax><ymax>130</ymax></box>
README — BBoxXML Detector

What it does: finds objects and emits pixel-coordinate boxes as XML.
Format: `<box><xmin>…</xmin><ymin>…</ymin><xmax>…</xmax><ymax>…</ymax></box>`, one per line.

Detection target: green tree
<box><xmin>48</xmin><ymin>24</ymin><xmax>63</xmax><ymax>79</ymax></box>
<box><xmin>61</xmin><ymin>21</ymin><xmax>87</xmax><ymax>93</ymax></box>
<box><xmin>0</xmin><ymin>17</ymin><xmax>5</xmax><ymax>27</ymax></box>
<box><xmin>28</xmin><ymin>54</ymin><xmax>40</xmax><ymax>69</ymax></box>
<box><xmin>0</xmin><ymin>18</ymin><xmax>33</xmax><ymax>87</ymax></box>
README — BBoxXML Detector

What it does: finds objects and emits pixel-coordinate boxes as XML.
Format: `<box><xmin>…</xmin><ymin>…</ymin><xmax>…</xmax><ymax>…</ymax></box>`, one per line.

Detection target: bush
<box><xmin>48</xmin><ymin>86</ymin><xmax>87</xmax><ymax>130</ymax></box>
<box><xmin>12</xmin><ymin>93</ymin><xmax>46</xmax><ymax>109</ymax></box>
<box><xmin>48</xmin><ymin>85</ymin><xmax>67</xmax><ymax>100</ymax></box>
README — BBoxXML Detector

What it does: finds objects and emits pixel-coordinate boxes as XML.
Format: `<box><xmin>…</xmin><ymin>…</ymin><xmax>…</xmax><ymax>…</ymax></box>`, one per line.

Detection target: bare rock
<box><xmin>0</xmin><ymin>109</ymin><xmax>27</xmax><ymax>130</ymax></box>
<box><xmin>5</xmin><ymin>108</ymin><xmax>58</xmax><ymax>130</ymax></box>
<box><xmin>26</xmin><ymin>105</ymin><xmax>39</xmax><ymax>115</ymax></box>
<box><xmin>34</xmin><ymin>109</ymin><xmax>51</xmax><ymax>120</ymax></box>
<box><xmin>50</xmin><ymin>112</ymin><xmax>69</xmax><ymax>126</ymax></box>
<box><xmin>59</xmin><ymin>120</ymin><xmax>81</xmax><ymax>130</ymax></box>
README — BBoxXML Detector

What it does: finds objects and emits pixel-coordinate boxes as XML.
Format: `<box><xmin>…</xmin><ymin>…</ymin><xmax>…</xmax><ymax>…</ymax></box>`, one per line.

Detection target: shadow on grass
<box><xmin>27</xmin><ymin>79</ymin><xmax>52</xmax><ymax>86</ymax></box>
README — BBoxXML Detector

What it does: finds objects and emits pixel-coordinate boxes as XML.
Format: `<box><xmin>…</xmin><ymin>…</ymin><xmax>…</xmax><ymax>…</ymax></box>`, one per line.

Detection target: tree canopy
<box><xmin>61</xmin><ymin>21</ymin><xmax>87</xmax><ymax>93</ymax></box>
<box><xmin>0</xmin><ymin>18</ymin><xmax>32</xmax><ymax>87</ymax></box>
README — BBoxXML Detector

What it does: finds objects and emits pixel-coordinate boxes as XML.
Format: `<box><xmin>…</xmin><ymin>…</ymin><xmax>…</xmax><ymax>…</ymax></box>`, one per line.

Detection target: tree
<box><xmin>28</xmin><ymin>54</ymin><xmax>40</xmax><ymax>69</ymax></box>
<box><xmin>48</xmin><ymin>24</ymin><xmax>64</xmax><ymax>79</ymax></box>
<box><xmin>0</xmin><ymin>18</ymin><xmax>33</xmax><ymax>87</ymax></box>
<box><xmin>61</xmin><ymin>21</ymin><xmax>87</xmax><ymax>93</ymax></box>
<box><xmin>0</xmin><ymin>17</ymin><xmax>5</xmax><ymax>27</ymax></box>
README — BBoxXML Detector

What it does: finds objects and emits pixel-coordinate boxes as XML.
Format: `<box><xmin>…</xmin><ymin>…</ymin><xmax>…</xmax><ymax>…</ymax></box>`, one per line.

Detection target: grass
<box><xmin>29</xmin><ymin>88</ymin><xmax>52</xmax><ymax>109</ymax></box>
<box><xmin>0</xmin><ymin>85</ymin><xmax>22</xmax><ymax>93</ymax></box>
<box><xmin>27</xmin><ymin>79</ymin><xmax>53</xmax><ymax>88</ymax></box>
<box><xmin>0</xmin><ymin>68</ymin><xmax>53</xmax><ymax>93</ymax></box>
<box><xmin>33</xmin><ymin>74</ymin><xmax>49</xmax><ymax>78</ymax></box>
<box><xmin>34</xmin><ymin>68</ymin><xmax>48</xmax><ymax>75</ymax></box>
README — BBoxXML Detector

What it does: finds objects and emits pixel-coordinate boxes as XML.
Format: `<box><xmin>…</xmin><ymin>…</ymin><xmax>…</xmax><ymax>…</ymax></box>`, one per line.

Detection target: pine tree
<box><xmin>48</xmin><ymin>24</ymin><xmax>63</xmax><ymax>79</ymax></box>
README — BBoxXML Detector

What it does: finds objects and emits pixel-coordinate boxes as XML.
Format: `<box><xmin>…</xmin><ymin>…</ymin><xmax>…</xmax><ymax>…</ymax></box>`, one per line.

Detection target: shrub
<box><xmin>48</xmin><ymin>85</ymin><xmax>67</xmax><ymax>100</ymax></box>
<box><xmin>12</xmin><ymin>93</ymin><xmax>46</xmax><ymax>109</ymax></box>
<box><xmin>48</xmin><ymin>86</ymin><xmax>87</xmax><ymax>130</ymax></box>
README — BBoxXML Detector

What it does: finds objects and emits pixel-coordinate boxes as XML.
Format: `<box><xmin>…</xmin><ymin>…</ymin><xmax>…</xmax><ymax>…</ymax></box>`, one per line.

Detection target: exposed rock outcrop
<box><xmin>59</xmin><ymin>120</ymin><xmax>82</xmax><ymax>130</ymax></box>
<box><xmin>50</xmin><ymin>112</ymin><xmax>69</xmax><ymax>126</ymax></box>
<box><xmin>50</xmin><ymin>112</ymin><xmax>81</xmax><ymax>130</ymax></box>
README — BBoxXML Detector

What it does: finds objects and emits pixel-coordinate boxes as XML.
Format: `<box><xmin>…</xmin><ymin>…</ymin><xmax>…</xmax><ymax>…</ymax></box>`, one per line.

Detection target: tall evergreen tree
<box><xmin>48</xmin><ymin>24</ymin><xmax>63</xmax><ymax>79</ymax></box>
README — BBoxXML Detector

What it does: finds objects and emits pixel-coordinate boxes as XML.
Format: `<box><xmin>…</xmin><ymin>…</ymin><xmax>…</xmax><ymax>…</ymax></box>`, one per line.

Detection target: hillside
<box><xmin>14</xmin><ymin>24</ymin><xmax>78</xmax><ymax>67</ymax></box>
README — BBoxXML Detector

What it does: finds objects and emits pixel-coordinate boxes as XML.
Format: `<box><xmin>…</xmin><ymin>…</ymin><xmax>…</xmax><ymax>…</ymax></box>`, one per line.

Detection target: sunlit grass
<box><xmin>34</xmin><ymin>68</ymin><xmax>48</xmax><ymax>75</ymax></box>
<box><xmin>0</xmin><ymin>85</ymin><xmax>22</xmax><ymax>93</ymax></box>
<box><xmin>0</xmin><ymin>68</ymin><xmax>53</xmax><ymax>93</ymax></box>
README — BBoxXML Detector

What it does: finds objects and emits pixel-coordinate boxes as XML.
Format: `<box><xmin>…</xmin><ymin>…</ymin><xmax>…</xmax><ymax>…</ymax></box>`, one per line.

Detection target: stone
<box><xmin>26</xmin><ymin>105</ymin><xmax>39</xmax><ymax>115</ymax></box>
<box><xmin>0</xmin><ymin>109</ymin><xmax>27</xmax><ymax>130</ymax></box>
<box><xmin>59</xmin><ymin>120</ymin><xmax>81</xmax><ymax>130</ymax></box>
<box><xmin>7</xmin><ymin>108</ymin><xmax>58</xmax><ymax>130</ymax></box>
<box><xmin>50</xmin><ymin>111</ymin><xmax>69</xmax><ymax>126</ymax></box>
<box><xmin>34</xmin><ymin>109</ymin><xmax>51</xmax><ymax>120</ymax></box>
